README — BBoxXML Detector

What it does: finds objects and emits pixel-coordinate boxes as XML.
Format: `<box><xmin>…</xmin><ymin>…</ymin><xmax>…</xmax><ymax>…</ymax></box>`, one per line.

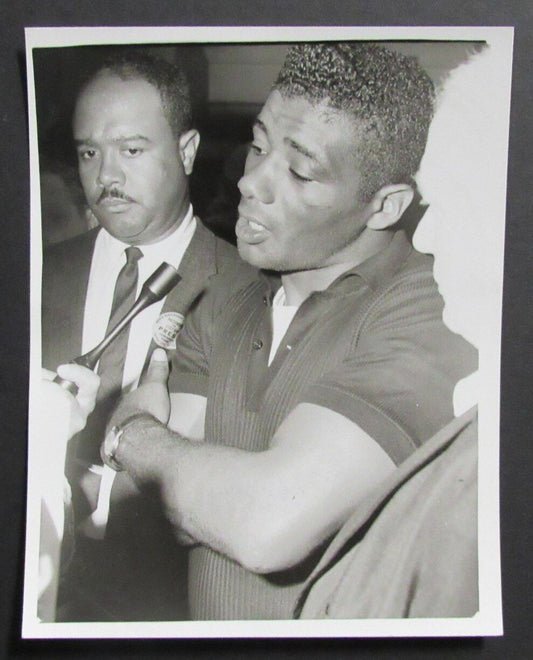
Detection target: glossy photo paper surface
<box><xmin>24</xmin><ymin>25</ymin><xmax>513</xmax><ymax>639</ymax></box>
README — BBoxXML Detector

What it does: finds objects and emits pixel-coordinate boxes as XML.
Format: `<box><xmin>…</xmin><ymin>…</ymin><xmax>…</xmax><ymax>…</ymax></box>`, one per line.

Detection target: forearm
<box><xmin>109</xmin><ymin>404</ymin><xmax>395</xmax><ymax>575</ymax></box>
<box><xmin>110</xmin><ymin>414</ymin><xmax>266</xmax><ymax>567</ymax></box>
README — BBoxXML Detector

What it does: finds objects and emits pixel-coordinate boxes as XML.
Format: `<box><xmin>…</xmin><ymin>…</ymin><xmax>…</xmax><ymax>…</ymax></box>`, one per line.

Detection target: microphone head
<box><xmin>142</xmin><ymin>263</ymin><xmax>181</xmax><ymax>301</ymax></box>
<box><xmin>66</xmin><ymin>262</ymin><xmax>181</xmax><ymax>373</ymax></box>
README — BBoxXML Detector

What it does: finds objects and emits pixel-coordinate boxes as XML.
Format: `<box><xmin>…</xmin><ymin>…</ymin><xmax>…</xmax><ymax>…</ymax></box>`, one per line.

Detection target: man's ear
<box><xmin>366</xmin><ymin>184</ymin><xmax>414</xmax><ymax>230</ymax></box>
<box><xmin>178</xmin><ymin>129</ymin><xmax>200</xmax><ymax>175</ymax></box>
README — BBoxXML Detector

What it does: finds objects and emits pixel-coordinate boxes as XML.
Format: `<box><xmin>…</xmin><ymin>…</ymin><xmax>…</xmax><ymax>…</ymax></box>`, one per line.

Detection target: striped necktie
<box><xmin>76</xmin><ymin>246</ymin><xmax>143</xmax><ymax>465</ymax></box>
<box><xmin>96</xmin><ymin>246</ymin><xmax>144</xmax><ymax>397</ymax></box>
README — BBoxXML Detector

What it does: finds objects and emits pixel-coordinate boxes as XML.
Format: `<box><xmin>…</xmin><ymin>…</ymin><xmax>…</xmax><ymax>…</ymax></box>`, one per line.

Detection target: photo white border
<box><xmin>23</xmin><ymin>24</ymin><xmax>513</xmax><ymax>639</ymax></box>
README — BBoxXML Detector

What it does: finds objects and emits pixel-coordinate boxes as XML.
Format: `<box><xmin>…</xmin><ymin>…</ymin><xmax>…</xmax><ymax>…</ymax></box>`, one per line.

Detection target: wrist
<box><xmin>102</xmin><ymin>412</ymin><xmax>161</xmax><ymax>471</ymax></box>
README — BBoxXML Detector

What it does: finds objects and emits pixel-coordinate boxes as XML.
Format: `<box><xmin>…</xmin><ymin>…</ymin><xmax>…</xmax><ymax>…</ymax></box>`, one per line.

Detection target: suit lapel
<box><xmin>140</xmin><ymin>219</ymin><xmax>218</xmax><ymax>376</ymax></box>
<box><xmin>42</xmin><ymin>228</ymin><xmax>98</xmax><ymax>368</ymax></box>
<box><xmin>67</xmin><ymin>229</ymin><xmax>99</xmax><ymax>358</ymax></box>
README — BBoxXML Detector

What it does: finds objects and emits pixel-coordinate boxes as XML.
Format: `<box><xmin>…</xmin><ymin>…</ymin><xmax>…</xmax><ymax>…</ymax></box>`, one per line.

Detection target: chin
<box><xmin>237</xmin><ymin>240</ymin><xmax>309</xmax><ymax>272</ymax></box>
<box><xmin>237</xmin><ymin>241</ymin><xmax>272</xmax><ymax>269</ymax></box>
<box><xmin>102</xmin><ymin>219</ymin><xmax>146</xmax><ymax>241</ymax></box>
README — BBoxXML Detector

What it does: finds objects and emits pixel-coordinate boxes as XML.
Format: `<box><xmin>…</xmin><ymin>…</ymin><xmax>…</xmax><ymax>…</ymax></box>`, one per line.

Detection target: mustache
<box><xmin>96</xmin><ymin>188</ymin><xmax>136</xmax><ymax>204</ymax></box>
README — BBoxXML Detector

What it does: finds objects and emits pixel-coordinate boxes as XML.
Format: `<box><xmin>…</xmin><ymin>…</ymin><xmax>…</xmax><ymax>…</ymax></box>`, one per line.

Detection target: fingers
<box><xmin>56</xmin><ymin>364</ymin><xmax>100</xmax><ymax>393</ymax></box>
<box><xmin>40</xmin><ymin>378</ymin><xmax>85</xmax><ymax>438</ymax></box>
<box><xmin>118</xmin><ymin>349</ymin><xmax>171</xmax><ymax>425</ymax></box>
<box><xmin>41</xmin><ymin>378</ymin><xmax>72</xmax><ymax>405</ymax></box>
<box><xmin>56</xmin><ymin>363</ymin><xmax>100</xmax><ymax>417</ymax></box>
<box><xmin>143</xmin><ymin>348</ymin><xmax>169</xmax><ymax>385</ymax></box>
<box><xmin>41</xmin><ymin>368</ymin><xmax>56</xmax><ymax>381</ymax></box>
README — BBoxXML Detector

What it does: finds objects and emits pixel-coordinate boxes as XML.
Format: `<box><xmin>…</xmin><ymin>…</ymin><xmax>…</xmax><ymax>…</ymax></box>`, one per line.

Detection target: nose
<box><xmin>97</xmin><ymin>150</ymin><xmax>125</xmax><ymax>188</ymax></box>
<box><xmin>237</xmin><ymin>149</ymin><xmax>275</xmax><ymax>204</ymax></box>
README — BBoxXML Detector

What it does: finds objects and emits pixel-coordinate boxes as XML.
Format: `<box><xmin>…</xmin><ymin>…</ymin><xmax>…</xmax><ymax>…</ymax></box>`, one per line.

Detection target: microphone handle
<box><xmin>52</xmin><ymin>297</ymin><xmax>151</xmax><ymax>395</ymax></box>
<box><xmin>53</xmin><ymin>263</ymin><xmax>181</xmax><ymax>395</ymax></box>
<box><xmin>74</xmin><ymin>295</ymin><xmax>154</xmax><ymax>370</ymax></box>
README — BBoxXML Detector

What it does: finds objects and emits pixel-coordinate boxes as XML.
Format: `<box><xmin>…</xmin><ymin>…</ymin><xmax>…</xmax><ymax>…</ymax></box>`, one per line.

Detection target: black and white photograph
<box><xmin>21</xmin><ymin>25</ymin><xmax>512</xmax><ymax>640</ymax></box>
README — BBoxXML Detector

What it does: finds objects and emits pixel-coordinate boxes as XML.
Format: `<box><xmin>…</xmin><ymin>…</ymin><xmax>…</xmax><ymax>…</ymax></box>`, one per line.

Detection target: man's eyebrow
<box><xmin>74</xmin><ymin>134</ymin><xmax>151</xmax><ymax>146</ymax></box>
<box><xmin>253</xmin><ymin>118</ymin><xmax>327</xmax><ymax>170</ymax></box>
<box><xmin>74</xmin><ymin>138</ymin><xmax>96</xmax><ymax>147</ymax></box>
<box><xmin>114</xmin><ymin>134</ymin><xmax>151</xmax><ymax>143</ymax></box>
<box><xmin>285</xmin><ymin>138</ymin><xmax>319</xmax><ymax>162</ymax></box>
<box><xmin>286</xmin><ymin>138</ymin><xmax>330</xmax><ymax>173</ymax></box>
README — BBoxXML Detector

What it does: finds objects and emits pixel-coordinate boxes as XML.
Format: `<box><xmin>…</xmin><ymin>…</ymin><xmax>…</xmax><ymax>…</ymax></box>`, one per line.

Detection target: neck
<box><xmin>281</xmin><ymin>228</ymin><xmax>393</xmax><ymax>306</ymax></box>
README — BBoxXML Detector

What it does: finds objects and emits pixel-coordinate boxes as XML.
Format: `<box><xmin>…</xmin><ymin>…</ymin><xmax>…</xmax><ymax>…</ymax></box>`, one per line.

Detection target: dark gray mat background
<box><xmin>1</xmin><ymin>2</ymin><xmax>531</xmax><ymax>658</ymax></box>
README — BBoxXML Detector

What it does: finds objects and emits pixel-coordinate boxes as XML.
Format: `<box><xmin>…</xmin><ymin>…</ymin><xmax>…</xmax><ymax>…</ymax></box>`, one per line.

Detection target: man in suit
<box><xmin>42</xmin><ymin>51</ymin><xmax>253</xmax><ymax>621</ymax></box>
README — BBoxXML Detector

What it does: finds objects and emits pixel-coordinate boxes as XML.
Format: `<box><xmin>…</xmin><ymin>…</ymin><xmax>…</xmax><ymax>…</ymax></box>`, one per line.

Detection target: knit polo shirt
<box><xmin>169</xmin><ymin>229</ymin><xmax>477</xmax><ymax>620</ymax></box>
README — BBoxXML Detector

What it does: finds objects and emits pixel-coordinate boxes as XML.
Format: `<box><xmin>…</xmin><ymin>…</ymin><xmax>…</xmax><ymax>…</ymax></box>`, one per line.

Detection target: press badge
<box><xmin>152</xmin><ymin>312</ymin><xmax>185</xmax><ymax>350</ymax></box>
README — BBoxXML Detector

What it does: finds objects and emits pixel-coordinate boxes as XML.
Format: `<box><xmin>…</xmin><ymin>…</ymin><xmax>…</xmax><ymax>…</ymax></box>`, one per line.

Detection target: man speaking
<box><xmin>102</xmin><ymin>42</ymin><xmax>477</xmax><ymax>620</ymax></box>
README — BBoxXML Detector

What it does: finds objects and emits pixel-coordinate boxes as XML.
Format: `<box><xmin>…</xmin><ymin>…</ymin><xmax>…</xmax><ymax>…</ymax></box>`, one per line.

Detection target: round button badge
<box><xmin>152</xmin><ymin>312</ymin><xmax>185</xmax><ymax>350</ymax></box>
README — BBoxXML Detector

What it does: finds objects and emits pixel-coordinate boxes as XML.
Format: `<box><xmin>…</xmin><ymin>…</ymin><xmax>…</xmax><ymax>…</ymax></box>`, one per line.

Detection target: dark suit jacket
<box><xmin>42</xmin><ymin>219</ymin><xmax>256</xmax><ymax>622</ymax></box>
<box><xmin>42</xmin><ymin>218</ymin><xmax>250</xmax><ymax>371</ymax></box>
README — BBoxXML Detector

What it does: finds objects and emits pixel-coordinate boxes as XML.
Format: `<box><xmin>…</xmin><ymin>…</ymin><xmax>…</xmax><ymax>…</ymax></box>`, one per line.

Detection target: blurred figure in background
<box><xmin>297</xmin><ymin>43</ymin><xmax>509</xmax><ymax>618</ymax></box>
<box><xmin>37</xmin><ymin>365</ymin><xmax>100</xmax><ymax>622</ymax></box>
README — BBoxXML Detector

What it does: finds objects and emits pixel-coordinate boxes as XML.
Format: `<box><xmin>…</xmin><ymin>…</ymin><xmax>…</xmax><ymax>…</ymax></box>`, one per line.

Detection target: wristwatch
<box><xmin>102</xmin><ymin>412</ymin><xmax>156</xmax><ymax>471</ymax></box>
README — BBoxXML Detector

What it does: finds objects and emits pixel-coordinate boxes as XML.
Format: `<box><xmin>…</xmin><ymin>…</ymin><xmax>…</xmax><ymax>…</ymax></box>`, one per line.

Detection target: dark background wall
<box><xmin>1</xmin><ymin>2</ymin><xmax>532</xmax><ymax>659</ymax></box>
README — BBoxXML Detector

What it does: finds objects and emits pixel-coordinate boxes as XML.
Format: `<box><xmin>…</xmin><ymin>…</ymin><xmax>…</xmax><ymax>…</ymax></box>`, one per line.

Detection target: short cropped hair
<box><xmin>274</xmin><ymin>42</ymin><xmax>435</xmax><ymax>201</ymax></box>
<box><xmin>81</xmin><ymin>51</ymin><xmax>192</xmax><ymax>141</ymax></box>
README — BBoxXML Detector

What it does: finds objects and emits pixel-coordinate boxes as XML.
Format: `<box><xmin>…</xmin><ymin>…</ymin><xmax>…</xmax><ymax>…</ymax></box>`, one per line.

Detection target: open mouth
<box><xmin>235</xmin><ymin>213</ymin><xmax>270</xmax><ymax>244</ymax></box>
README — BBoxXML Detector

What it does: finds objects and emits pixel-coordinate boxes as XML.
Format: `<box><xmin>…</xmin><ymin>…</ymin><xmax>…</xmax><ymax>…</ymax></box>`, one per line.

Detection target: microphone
<box><xmin>54</xmin><ymin>262</ymin><xmax>181</xmax><ymax>395</ymax></box>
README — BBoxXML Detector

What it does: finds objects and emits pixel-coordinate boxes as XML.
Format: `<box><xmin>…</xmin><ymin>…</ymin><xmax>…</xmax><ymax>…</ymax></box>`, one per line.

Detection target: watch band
<box><xmin>103</xmin><ymin>412</ymin><xmax>158</xmax><ymax>471</ymax></box>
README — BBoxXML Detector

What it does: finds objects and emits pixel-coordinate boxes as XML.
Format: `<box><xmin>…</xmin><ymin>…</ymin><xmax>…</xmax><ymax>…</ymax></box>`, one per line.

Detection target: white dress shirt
<box><xmin>82</xmin><ymin>206</ymin><xmax>196</xmax><ymax>392</ymax></box>
<box><xmin>268</xmin><ymin>286</ymin><xmax>299</xmax><ymax>366</ymax></box>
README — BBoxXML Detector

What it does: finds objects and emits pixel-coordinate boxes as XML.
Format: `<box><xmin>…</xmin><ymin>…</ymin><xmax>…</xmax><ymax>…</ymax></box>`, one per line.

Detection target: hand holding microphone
<box><xmin>59</xmin><ymin>262</ymin><xmax>180</xmax><ymax>541</ymax></box>
<box><xmin>42</xmin><ymin>364</ymin><xmax>101</xmax><ymax>439</ymax></box>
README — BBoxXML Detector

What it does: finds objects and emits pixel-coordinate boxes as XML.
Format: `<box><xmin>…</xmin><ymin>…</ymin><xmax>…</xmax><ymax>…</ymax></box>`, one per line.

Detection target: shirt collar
<box><xmin>98</xmin><ymin>204</ymin><xmax>195</xmax><ymax>269</ymax></box>
<box><xmin>260</xmin><ymin>229</ymin><xmax>416</xmax><ymax>303</ymax></box>
<box><xmin>334</xmin><ymin>229</ymin><xmax>415</xmax><ymax>291</ymax></box>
